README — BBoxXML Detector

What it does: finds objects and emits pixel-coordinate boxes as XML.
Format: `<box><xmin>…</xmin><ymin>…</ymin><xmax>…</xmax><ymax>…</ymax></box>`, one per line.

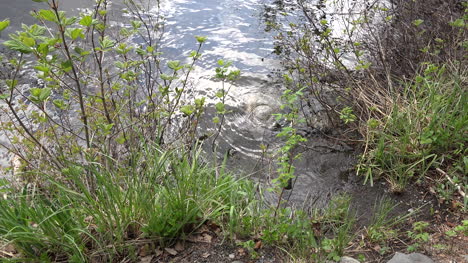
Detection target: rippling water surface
<box><xmin>160</xmin><ymin>0</ymin><xmax>280</xmax><ymax>73</ymax></box>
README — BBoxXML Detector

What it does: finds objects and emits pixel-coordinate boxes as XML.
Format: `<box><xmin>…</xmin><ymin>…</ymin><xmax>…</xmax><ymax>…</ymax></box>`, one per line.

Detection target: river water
<box><xmin>0</xmin><ymin>0</ymin><xmax>356</xmax><ymax>207</ymax></box>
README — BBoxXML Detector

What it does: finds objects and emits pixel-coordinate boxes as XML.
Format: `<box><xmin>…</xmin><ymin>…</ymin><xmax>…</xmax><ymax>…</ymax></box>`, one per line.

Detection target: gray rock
<box><xmin>387</xmin><ymin>252</ymin><xmax>434</xmax><ymax>263</ymax></box>
<box><xmin>340</xmin><ymin>256</ymin><xmax>360</xmax><ymax>263</ymax></box>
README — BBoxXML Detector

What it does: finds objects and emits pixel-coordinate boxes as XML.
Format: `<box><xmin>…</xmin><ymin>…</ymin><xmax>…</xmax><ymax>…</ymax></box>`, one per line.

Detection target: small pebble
<box><xmin>340</xmin><ymin>256</ymin><xmax>360</xmax><ymax>263</ymax></box>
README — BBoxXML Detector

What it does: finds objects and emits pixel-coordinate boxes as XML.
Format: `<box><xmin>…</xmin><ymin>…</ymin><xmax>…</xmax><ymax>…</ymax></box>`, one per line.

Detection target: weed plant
<box><xmin>0</xmin><ymin>144</ymin><xmax>259</xmax><ymax>261</ymax></box>
<box><xmin>359</xmin><ymin>63</ymin><xmax>467</xmax><ymax>199</ymax></box>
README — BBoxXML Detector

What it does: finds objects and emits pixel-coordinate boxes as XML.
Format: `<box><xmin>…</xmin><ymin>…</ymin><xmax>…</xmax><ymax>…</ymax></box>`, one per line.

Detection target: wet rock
<box><xmin>387</xmin><ymin>252</ymin><xmax>434</xmax><ymax>263</ymax></box>
<box><xmin>340</xmin><ymin>256</ymin><xmax>360</xmax><ymax>263</ymax></box>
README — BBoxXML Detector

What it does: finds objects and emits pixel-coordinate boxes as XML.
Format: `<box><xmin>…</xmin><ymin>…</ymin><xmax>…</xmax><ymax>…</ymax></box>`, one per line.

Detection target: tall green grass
<box><xmin>0</xmin><ymin>144</ymin><xmax>257</xmax><ymax>261</ymax></box>
<box><xmin>359</xmin><ymin>63</ymin><xmax>467</xmax><ymax>200</ymax></box>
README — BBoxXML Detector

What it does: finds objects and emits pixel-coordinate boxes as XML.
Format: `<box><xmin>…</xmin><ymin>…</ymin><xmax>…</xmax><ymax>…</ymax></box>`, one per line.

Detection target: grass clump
<box><xmin>0</xmin><ymin>145</ymin><xmax>257</xmax><ymax>262</ymax></box>
<box><xmin>359</xmin><ymin>63</ymin><xmax>467</xmax><ymax>203</ymax></box>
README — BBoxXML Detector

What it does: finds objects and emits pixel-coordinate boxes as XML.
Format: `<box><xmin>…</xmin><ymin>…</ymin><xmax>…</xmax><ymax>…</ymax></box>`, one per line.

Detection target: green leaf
<box><xmin>3</xmin><ymin>39</ymin><xmax>32</xmax><ymax>54</ymax></box>
<box><xmin>449</xmin><ymin>18</ymin><xmax>465</xmax><ymax>28</ymax></box>
<box><xmin>61</xmin><ymin>60</ymin><xmax>73</xmax><ymax>72</ymax></box>
<box><xmin>80</xmin><ymin>15</ymin><xmax>93</xmax><ymax>27</ymax></box>
<box><xmin>37</xmin><ymin>43</ymin><xmax>50</xmax><ymax>55</ymax></box>
<box><xmin>136</xmin><ymin>47</ymin><xmax>145</xmax><ymax>56</ymax></box>
<box><xmin>6</xmin><ymin>79</ymin><xmax>18</xmax><ymax>88</ymax></box>
<box><xmin>23</xmin><ymin>37</ymin><xmax>36</xmax><ymax>47</ymax></box>
<box><xmin>215</xmin><ymin>102</ymin><xmax>225</xmax><ymax>113</ymax></box>
<box><xmin>180</xmin><ymin>105</ymin><xmax>195</xmax><ymax>116</ymax></box>
<box><xmin>167</xmin><ymin>60</ymin><xmax>181</xmax><ymax>70</ymax></box>
<box><xmin>70</xmin><ymin>28</ymin><xmax>84</xmax><ymax>40</ymax></box>
<box><xmin>35</xmin><ymin>65</ymin><xmax>50</xmax><ymax>74</ymax></box>
<box><xmin>215</xmin><ymin>90</ymin><xmax>225</xmax><ymax>98</ymax></box>
<box><xmin>195</xmin><ymin>35</ymin><xmax>207</xmax><ymax>43</ymax></box>
<box><xmin>0</xmin><ymin>19</ymin><xmax>9</xmax><ymax>32</ymax></box>
<box><xmin>63</xmin><ymin>17</ymin><xmax>77</xmax><ymax>26</ymax></box>
<box><xmin>29</xmin><ymin>88</ymin><xmax>41</xmax><ymax>101</ymax></box>
<box><xmin>445</xmin><ymin>230</ymin><xmax>456</xmax><ymax>237</ymax></box>
<box><xmin>189</xmin><ymin>50</ymin><xmax>200</xmax><ymax>58</ymax></box>
<box><xmin>195</xmin><ymin>98</ymin><xmax>205</xmax><ymax>108</ymax></box>
<box><xmin>39</xmin><ymin>88</ymin><xmax>52</xmax><ymax>101</ymax></box>
<box><xmin>131</xmin><ymin>20</ymin><xmax>142</xmax><ymax>29</ymax></box>
<box><xmin>116</xmin><ymin>136</ymin><xmax>126</xmax><ymax>144</ymax></box>
<box><xmin>227</xmin><ymin>69</ymin><xmax>240</xmax><ymax>81</ymax></box>
<box><xmin>160</xmin><ymin>74</ymin><xmax>175</xmax><ymax>81</ymax></box>
<box><xmin>412</xmin><ymin>19</ymin><xmax>424</xmax><ymax>27</ymax></box>
<box><xmin>38</xmin><ymin>10</ymin><xmax>58</xmax><ymax>23</ymax></box>
<box><xmin>99</xmin><ymin>36</ymin><xmax>115</xmax><ymax>49</ymax></box>
<box><xmin>53</xmin><ymin>99</ymin><xmax>67</xmax><ymax>110</ymax></box>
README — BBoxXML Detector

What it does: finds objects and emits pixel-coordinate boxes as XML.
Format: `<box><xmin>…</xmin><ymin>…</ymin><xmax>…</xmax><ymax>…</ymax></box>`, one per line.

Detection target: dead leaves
<box><xmin>164</xmin><ymin>247</ymin><xmax>178</xmax><ymax>256</ymax></box>
<box><xmin>139</xmin><ymin>255</ymin><xmax>153</xmax><ymax>263</ymax></box>
<box><xmin>174</xmin><ymin>241</ymin><xmax>185</xmax><ymax>252</ymax></box>
<box><xmin>254</xmin><ymin>240</ymin><xmax>263</xmax><ymax>250</ymax></box>
<box><xmin>187</xmin><ymin>232</ymin><xmax>213</xmax><ymax>243</ymax></box>
<box><xmin>0</xmin><ymin>244</ymin><xmax>17</xmax><ymax>258</ymax></box>
<box><xmin>185</xmin><ymin>222</ymin><xmax>216</xmax><ymax>244</ymax></box>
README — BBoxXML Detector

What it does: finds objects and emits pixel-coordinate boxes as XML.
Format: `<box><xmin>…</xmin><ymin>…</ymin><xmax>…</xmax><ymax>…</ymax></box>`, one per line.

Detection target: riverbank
<box><xmin>0</xmin><ymin>0</ymin><xmax>467</xmax><ymax>262</ymax></box>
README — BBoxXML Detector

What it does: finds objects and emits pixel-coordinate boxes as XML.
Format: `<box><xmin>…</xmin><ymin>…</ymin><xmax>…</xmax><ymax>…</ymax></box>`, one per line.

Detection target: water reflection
<box><xmin>160</xmin><ymin>0</ymin><xmax>280</xmax><ymax>73</ymax></box>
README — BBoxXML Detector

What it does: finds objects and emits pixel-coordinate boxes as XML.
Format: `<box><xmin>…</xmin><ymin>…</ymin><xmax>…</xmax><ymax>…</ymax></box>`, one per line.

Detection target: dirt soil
<box><xmin>348</xmin><ymin>180</ymin><xmax>467</xmax><ymax>263</ymax></box>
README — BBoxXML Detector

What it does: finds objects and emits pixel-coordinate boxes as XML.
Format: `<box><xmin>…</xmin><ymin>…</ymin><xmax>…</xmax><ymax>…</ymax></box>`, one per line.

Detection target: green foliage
<box><xmin>358</xmin><ymin>63</ymin><xmax>467</xmax><ymax>201</ymax></box>
<box><xmin>445</xmin><ymin>220</ymin><xmax>468</xmax><ymax>237</ymax></box>
<box><xmin>195</xmin><ymin>35</ymin><xmax>207</xmax><ymax>43</ymax></box>
<box><xmin>0</xmin><ymin>0</ymin><xmax>206</xmax><ymax>173</ymax></box>
<box><xmin>271</xmin><ymin>77</ymin><xmax>307</xmax><ymax>193</ymax></box>
<box><xmin>231</xmin><ymin>194</ymin><xmax>356</xmax><ymax>261</ymax></box>
<box><xmin>407</xmin><ymin>221</ymin><xmax>430</xmax><ymax>252</ymax></box>
<box><xmin>339</xmin><ymin>106</ymin><xmax>357</xmax><ymax>124</ymax></box>
<box><xmin>211</xmin><ymin>60</ymin><xmax>240</xmax><ymax>151</ymax></box>
<box><xmin>0</xmin><ymin>145</ymin><xmax>257</xmax><ymax>261</ymax></box>
<box><xmin>412</xmin><ymin>19</ymin><xmax>424</xmax><ymax>27</ymax></box>
<box><xmin>239</xmin><ymin>240</ymin><xmax>259</xmax><ymax>259</ymax></box>
<box><xmin>0</xmin><ymin>19</ymin><xmax>9</xmax><ymax>33</ymax></box>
